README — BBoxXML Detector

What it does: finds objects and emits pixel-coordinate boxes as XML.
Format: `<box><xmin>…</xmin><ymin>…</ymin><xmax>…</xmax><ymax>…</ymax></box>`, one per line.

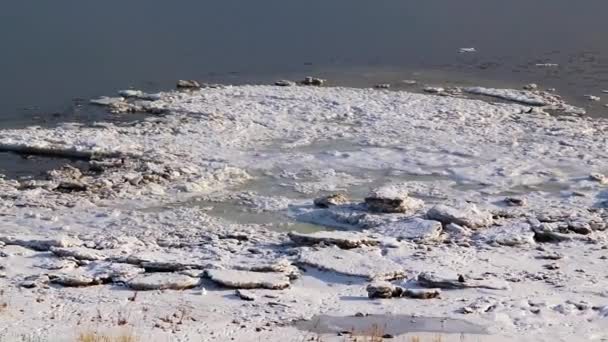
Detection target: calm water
<box><xmin>296</xmin><ymin>314</ymin><xmax>487</xmax><ymax>336</ymax></box>
<box><xmin>1</xmin><ymin>0</ymin><xmax>608</xmax><ymax>126</ymax></box>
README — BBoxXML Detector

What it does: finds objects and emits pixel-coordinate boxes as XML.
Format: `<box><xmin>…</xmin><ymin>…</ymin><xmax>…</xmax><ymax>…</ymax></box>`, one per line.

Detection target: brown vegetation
<box><xmin>76</xmin><ymin>332</ymin><xmax>139</xmax><ymax>342</ymax></box>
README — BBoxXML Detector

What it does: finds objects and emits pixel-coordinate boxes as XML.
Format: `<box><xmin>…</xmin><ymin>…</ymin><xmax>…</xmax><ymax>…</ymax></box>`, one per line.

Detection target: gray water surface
<box><xmin>296</xmin><ymin>314</ymin><xmax>488</xmax><ymax>336</ymax></box>
<box><xmin>1</xmin><ymin>0</ymin><xmax>608</xmax><ymax>126</ymax></box>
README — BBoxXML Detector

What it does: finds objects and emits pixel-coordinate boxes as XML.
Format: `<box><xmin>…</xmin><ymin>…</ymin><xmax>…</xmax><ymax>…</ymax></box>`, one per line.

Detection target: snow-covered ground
<box><xmin>0</xmin><ymin>84</ymin><xmax>607</xmax><ymax>341</ymax></box>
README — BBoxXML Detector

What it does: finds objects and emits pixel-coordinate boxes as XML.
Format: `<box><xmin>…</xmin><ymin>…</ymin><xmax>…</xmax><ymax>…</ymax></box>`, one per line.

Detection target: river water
<box><xmin>1</xmin><ymin>0</ymin><xmax>608</xmax><ymax>126</ymax></box>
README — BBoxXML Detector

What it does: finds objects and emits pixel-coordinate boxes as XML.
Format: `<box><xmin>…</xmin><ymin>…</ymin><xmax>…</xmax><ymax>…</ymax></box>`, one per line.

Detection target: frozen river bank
<box><xmin>0</xmin><ymin>83</ymin><xmax>607</xmax><ymax>341</ymax></box>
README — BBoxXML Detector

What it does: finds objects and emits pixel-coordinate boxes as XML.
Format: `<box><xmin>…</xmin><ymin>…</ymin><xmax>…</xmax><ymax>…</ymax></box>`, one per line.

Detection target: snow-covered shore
<box><xmin>0</xmin><ymin>84</ymin><xmax>607</xmax><ymax>341</ymax></box>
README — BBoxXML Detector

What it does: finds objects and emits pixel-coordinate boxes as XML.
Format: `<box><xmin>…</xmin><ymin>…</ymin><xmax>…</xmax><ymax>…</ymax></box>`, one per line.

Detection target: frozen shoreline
<box><xmin>0</xmin><ymin>84</ymin><xmax>607</xmax><ymax>341</ymax></box>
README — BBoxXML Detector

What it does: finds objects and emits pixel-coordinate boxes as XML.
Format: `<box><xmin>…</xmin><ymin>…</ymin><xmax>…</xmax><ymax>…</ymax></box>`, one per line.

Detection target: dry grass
<box><xmin>345</xmin><ymin>323</ymin><xmax>386</xmax><ymax>342</ymax></box>
<box><xmin>410</xmin><ymin>336</ymin><xmax>444</xmax><ymax>342</ymax></box>
<box><xmin>0</xmin><ymin>290</ymin><xmax>7</xmax><ymax>313</ymax></box>
<box><xmin>76</xmin><ymin>332</ymin><xmax>139</xmax><ymax>342</ymax></box>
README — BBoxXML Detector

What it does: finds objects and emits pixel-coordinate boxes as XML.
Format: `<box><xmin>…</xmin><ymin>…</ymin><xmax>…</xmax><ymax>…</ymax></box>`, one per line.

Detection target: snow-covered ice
<box><xmin>0</xmin><ymin>84</ymin><xmax>607</xmax><ymax>341</ymax></box>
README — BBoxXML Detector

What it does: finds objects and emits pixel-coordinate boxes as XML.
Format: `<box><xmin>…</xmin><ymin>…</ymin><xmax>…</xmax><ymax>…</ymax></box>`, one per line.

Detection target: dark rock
<box><xmin>403</xmin><ymin>288</ymin><xmax>441</xmax><ymax>299</ymax></box>
<box><xmin>56</xmin><ymin>181</ymin><xmax>88</xmax><ymax>192</ymax></box>
<box><xmin>235</xmin><ymin>289</ymin><xmax>257</xmax><ymax>301</ymax></box>
<box><xmin>504</xmin><ymin>197</ymin><xmax>527</xmax><ymax>207</ymax></box>
<box><xmin>366</xmin><ymin>281</ymin><xmax>398</xmax><ymax>299</ymax></box>
<box><xmin>313</xmin><ymin>194</ymin><xmax>349</xmax><ymax>208</ymax></box>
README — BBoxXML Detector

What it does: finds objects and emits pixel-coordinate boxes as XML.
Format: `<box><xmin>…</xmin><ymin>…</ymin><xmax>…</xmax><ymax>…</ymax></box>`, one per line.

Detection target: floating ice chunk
<box><xmin>313</xmin><ymin>194</ymin><xmax>349</xmax><ymax>208</ymax></box>
<box><xmin>50</xmin><ymin>274</ymin><xmax>97</xmax><ymax>287</ymax></box>
<box><xmin>118</xmin><ymin>89</ymin><xmax>144</xmax><ymax>98</ymax></box>
<box><xmin>205</xmin><ymin>269</ymin><xmax>290</xmax><ymax>290</ymax></box>
<box><xmin>478</xmin><ymin>223</ymin><xmax>535</xmax><ymax>246</ymax></box>
<box><xmin>177</xmin><ymin>80</ymin><xmax>201</xmax><ymax>89</ymax></box>
<box><xmin>374</xmin><ymin>83</ymin><xmax>391</xmax><ymax>89</ymax></box>
<box><xmin>297</xmin><ymin>246</ymin><xmax>406</xmax><ymax>280</ymax></box>
<box><xmin>128</xmin><ymin>273</ymin><xmax>200</xmax><ymax>291</ymax></box>
<box><xmin>365</xmin><ymin>185</ymin><xmax>425</xmax><ymax>214</ymax></box>
<box><xmin>301</xmin><ymin>76</ymin><xmax>325</xmax><ymax>86</ymax></box>
<box><xmin>464</xmin><ymin>87</ymin><xmax>547</xmax><ymax>106</ymax></box>
<box><xmin>288</xmin><ymin>231</ymin><xmax>379</xmax><ymax>249</ymax></box>
<box><xmin>50</xmin><ymin>246</ymin><xmax>105</xmax><ymax>261</ymax></box>
<box><xmin>275</xmin><ymin>80</ymin><xmax>295</xmax><ymax>87</ymax></box>
<box><xmin>426</xmin><ymin>204</ymin><xmax>493</xmax><ymax>229</ymax></box>
<box><xmin>117</xmin><ymin>90</ymin><xmax>162</xmax><ymax>101</ymax></box>
<box><xmin>523</xmin><ymin>83</ymin><xmax>538</xmax><ymax>91</ymax></box>
<box><xmin>372</xmin><ymin>218</ymin><xmax>442</xmax><ymax>241</ymax></box>
<box><xmin>459</xmin><ymin>48</ymin><xmax>477</xmax><ymax>53</ymax></box>
<box><xmin>423</xmin><ymin>87</ymin><xmax>445</xmax><ymax>94</ymax></box>
<box><xmin>90</xmin><ymin>96</ymin><xmax>125</xmax><ymax>106</ymax></box>
<box><xmin>0</xmin><ymin>235</ymin><xmax>81</xmax><ymax>251</ymax></box>
<box><xmin>585</xmin><ymin>95</ymin><xmax>601</xmax><ymax>101</ymax></box>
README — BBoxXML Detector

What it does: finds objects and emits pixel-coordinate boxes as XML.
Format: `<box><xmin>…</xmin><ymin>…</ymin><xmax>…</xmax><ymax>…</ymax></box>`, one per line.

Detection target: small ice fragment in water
<box><xmin>118</xmin><ymin>90</ymin><xmax>144</xmax><ymax>98</ymax></box>
<box><xmin>301</xmin><ymin>76</ymin><xmax>325</xmax><ymax>86</ymax></box>
<box><xmin>401</xmin><ymin>80</ymin><xmax>417</xmax><ymax>85</ymax></box>
<box><xmin>423</xmin><ymin>87</ymin><xmax>444</xmax><ymax>94</ymax></box>
<box><xmin>585</xmin><ymin>95</ymin><xmax>601</xmax><ymax>101</ymax></box>
<box><xmin>274</xmin><ymin>80</ymin><xmax>295</xmax><ymax>87</ymax></box>
<box><xmin>374</xmin><ymin>83</ymin><xmax>391</xmax><ymax>89</ymax></box>
<box><xmin>177</xmin><ymin>80</ymin><xmax>201</xmax><ymax>89</ymax></box>
<box><xmin>90</xmin><ymin>96</ymin><xmax>125</xmax><ymax>106</ymax></box>
<box><xmin>535</xmin><ymin>63</ymin><xmax>559</xmax><ymax>67</ymax></box>
<box><xmin>118</xmin><ymin>90</ymin><xmax>162</xmax><ymax>101</ymax></box>
<box><xmin>464</xmin><ymin>86</ymin><xmax>548</xmax><ymax>106</ymax></box>
<box><xmin>523</xmin><ymin>83</ymin><xmax>538</xmax><ymax>90</ymax></box>
<box><xmin>459</xmin><ymin>48</ymin><xmax>477</xmax><ymax>53</ymax></box>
